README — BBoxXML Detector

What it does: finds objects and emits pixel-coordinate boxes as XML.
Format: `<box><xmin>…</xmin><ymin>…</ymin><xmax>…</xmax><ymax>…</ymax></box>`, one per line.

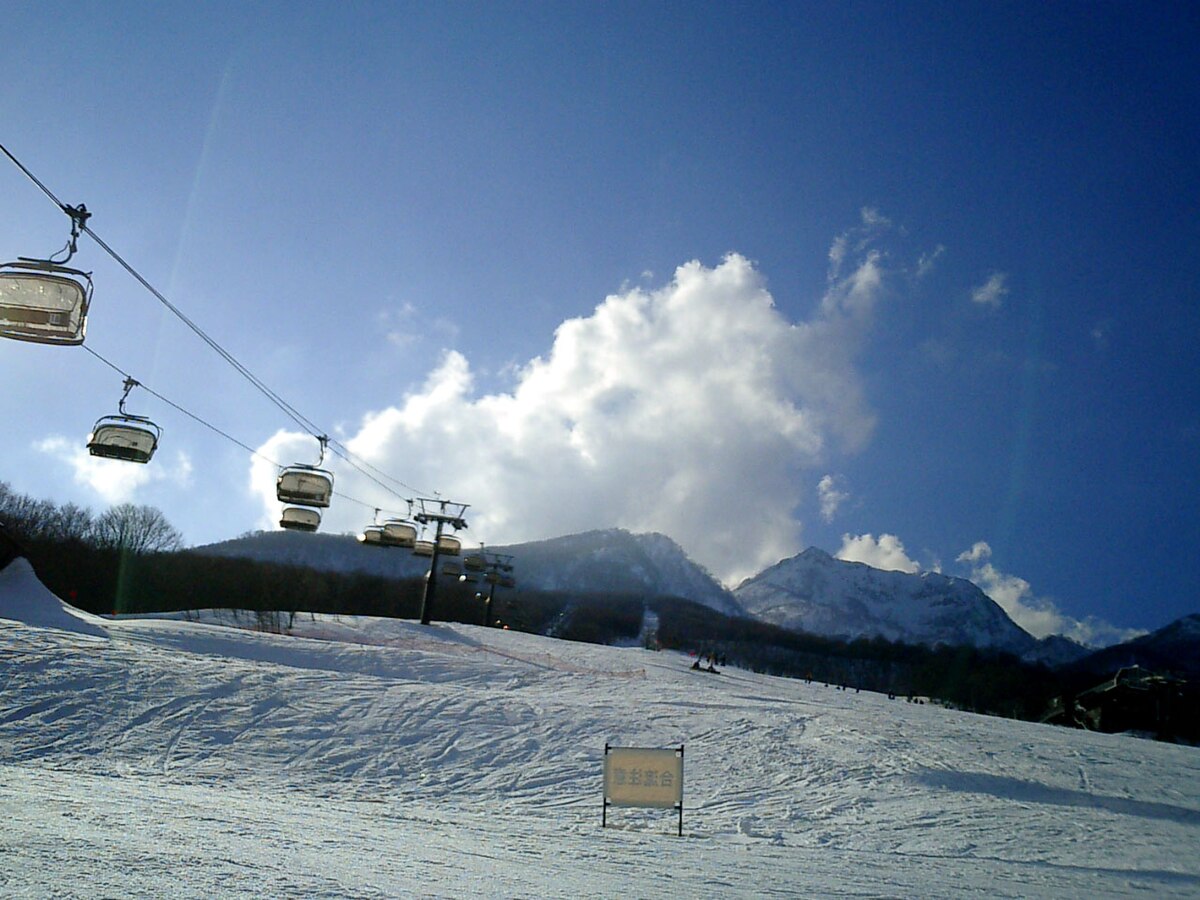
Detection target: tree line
<box><xmin>3</xmin><ymin>482</ymin><xmax>1190</xmax><ymax>739</ymax></box>
<box><xmin>1</xmin><ymin>482</ymin><xmax>183</xmax><ymax>553</ymax></box>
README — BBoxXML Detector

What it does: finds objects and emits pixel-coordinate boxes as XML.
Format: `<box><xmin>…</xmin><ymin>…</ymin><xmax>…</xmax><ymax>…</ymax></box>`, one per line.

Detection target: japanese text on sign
<box><xmin>604</xmin><ymin>746</ymin><xmax>683</xmax><ymax>809</ymax></box>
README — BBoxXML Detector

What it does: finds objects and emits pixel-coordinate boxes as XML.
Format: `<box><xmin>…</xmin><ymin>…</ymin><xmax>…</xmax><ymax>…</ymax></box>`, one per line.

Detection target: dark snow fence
<box><xmin>602</xmin><ymin>744</ymin><xmax>684</xmax><ymax>837</ymax></box>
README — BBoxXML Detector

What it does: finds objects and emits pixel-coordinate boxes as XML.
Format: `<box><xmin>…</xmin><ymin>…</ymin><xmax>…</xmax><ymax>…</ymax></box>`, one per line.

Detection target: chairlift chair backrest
<box><xmin>359</xmin><ymin>525</ymin><xmax>386</xmax><ymax>545</ymax></box>
<box><xmin>381</xmin><ymin>520</ymin><xmax>417</xmax><ymax>548</ymax></box>
<box><xmin>441</xmin><ymin>561</ymin><xmax>464</xmax><ymax>577</ymax></box>
<box><xmin>276</xmin><ymin>465</ymin><xmax>334</xmax><ymax>508</ymax></box>
<box><xmin>464</xmin><ymin>555</ymin><xmax>486</xmax><ymax>572</ymax></box>
<box><xmin>87</xmin><ymin>415</ymin><xmax>161</xmax><ymax>464</ymax></box>
<box><xmin>280</xmin><ymin>506</ymin><xmax>321</xmax><ymax>532</ymax></box>
<box><xmin>413</xmin><ymin>539</ymin><xmax>435</xmax><ymax>557</ymax></box>
<box><xmin>436</xmin><ymin>534</ymin><xmax>461</xmax><ymax>556</ymax></box>
<box><xmin>0</xmin><ymin>260</ymin><xmax>92</xmax><ymax>345</ymax></box>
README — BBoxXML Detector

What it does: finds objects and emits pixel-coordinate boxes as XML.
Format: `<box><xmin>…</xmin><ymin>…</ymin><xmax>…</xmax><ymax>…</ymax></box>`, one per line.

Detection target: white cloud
<box><xmin>378</xmin><ymin>301</ymin><xmax>459</xmax><ymax>348</ymax></box>
<box><xmin>860</xmin><ymin>207</ymin><xmax>892</xmax><ymax>229</ymax></box>
<box><xmin>957</xmin><ymin>540</ymin><xmax>992</xmax><ymax>564</ymax></box>
<box><xmin>254</xmin><ymin>238</ymin><xmax>899</xmax><ymax>586</ymax></box>
<box><xmin>836</xmin><ymin>533</ymin><xmax>921</xmax><ymax>574</ymax></box>
<box><xmin>828</xmin><ymin>207</ymin><xmax>892</xmax><ymax>284</ymax></box>
<box><xmin>817</xmin><ymin>474</ymin><xmax>849</xmax><ymax>523</ymax></box>
<box><xmin>971</xmin><ymin>272</ymin><xmax>1008</xmax><ymax>308</ymax></box>
<box><xmin>827</xmin><ymin>235</ymin><xmax>848</xmax><ymax>279</ymax></box>
<box><xmin>955</xmin><ymin>542</ymin><xmax>1144</xmax><ymax>647</ymax></box>
<box><xmin>37</xmin><ymin>437</ymin><xmax>193</xmax><ymax>505</ymax></box>
<box><xmin>916</xmin><ymin>244</ymin><xmax>945</xmax><ymax>279</ymax></box>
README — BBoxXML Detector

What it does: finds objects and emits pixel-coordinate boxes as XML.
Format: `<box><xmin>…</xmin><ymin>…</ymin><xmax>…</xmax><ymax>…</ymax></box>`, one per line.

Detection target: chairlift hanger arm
<box><xmin>118</xmin><ymin>376</ymin><xmax>140</xmax><ymax>416</ymax></box>
<box><xmin>49</xmin><ymin>204</ymin><xmax>91</xmax><ymax>264</ymax></box>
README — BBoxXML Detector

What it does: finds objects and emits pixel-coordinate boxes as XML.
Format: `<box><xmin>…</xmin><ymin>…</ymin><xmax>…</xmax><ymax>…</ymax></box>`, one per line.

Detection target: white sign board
<box><xmin>603</xmin><ymin>746</ymin><xmax>683</xmax><ymax>809</ymax></box>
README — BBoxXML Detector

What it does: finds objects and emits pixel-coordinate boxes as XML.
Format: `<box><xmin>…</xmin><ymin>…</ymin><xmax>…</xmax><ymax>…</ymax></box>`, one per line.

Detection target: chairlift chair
<box><xmin>413</xmin><ymin>539</ymin><xmax>435</xmax><ymax>558</ymax></box>
<box><xmin>0</xmin><ymin>260</ymin><xmax>92</xmax><ymax>345</ymax></box>
<box><xmin>276</xmin><ymin>465</ymin><xmax>334</xmax><ymax>508</ymax></box>
<box><xmin>436</xmin><ymin>534</ymin><xmax>462</xmax><ymax>556</ymax></box>
<box><xmin>381</xmin><ymin>520</ymin><xmax>417</xmax><ymax>548</ymax></box>
<box><xmin>360</xmin><ymin>520</ymin><xmax>418</xmax><ymax>549</ymax></box>
<box><xmin>463</xmin><ymin>554</ymin><xmax>486</xmax><ymax>572</ymax></box>
<box><xmin>280</xmin><ymin>506</ymin><xmax>321</xmax><ymax>532</ymax></box>
<box><xmin>441</xmin><ymin>561</ymin><xmax>464</xmax><ymax>577</ymax></box>
<box><xmin>0</xmin><ymin>207</ymin><xmax>94</xmax><ymax>346</ymax></box>
<box><xmin>359</xmin><ymin>524</ymin><xmax>386</xmax><ymax>545</ymax></box>
<box><xmin>87</xmin><ymin>377</ymin><xmax>161</xmax><ymax>464</ymax></box>
<box><xmin>87</xmin><ymin>415</ymin><xmax>161</xmax><ymax>463</ymax></box>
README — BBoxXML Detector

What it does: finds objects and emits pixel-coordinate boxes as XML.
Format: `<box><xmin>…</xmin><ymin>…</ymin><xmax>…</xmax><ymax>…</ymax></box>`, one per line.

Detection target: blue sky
<box><xmin>2</xmin><ymin>2</ymin><xmax>1197</xmax><ymax>644</ymax></box>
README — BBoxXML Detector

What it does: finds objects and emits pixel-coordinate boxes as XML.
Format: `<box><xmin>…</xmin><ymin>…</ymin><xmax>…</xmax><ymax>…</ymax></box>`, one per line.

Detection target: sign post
<box><xmin>602</xmin><ymin>744</ymin><xmax>684</xmax><ymax>837</ymax></box>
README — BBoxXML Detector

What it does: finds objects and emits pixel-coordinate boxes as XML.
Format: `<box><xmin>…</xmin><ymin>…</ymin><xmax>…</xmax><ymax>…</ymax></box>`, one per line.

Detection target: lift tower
<box><xmin>413</xmin><ymin>498</ymin><xmax>469</xmax><ymax>626</ymax></box>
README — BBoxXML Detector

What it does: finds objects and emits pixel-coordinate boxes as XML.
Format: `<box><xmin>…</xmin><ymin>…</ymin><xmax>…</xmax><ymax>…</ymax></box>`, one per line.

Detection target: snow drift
<box><xmin>0</xmin><ymin>557</ymin><xmax>108</xmax><ymax>638</ymax></box>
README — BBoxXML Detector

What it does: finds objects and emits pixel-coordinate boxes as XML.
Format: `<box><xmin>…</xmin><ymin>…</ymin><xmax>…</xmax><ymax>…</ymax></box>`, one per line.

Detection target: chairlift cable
<box><xmin>0</xmin><ymin>143</ymin><xmax>71</xmax><ymax>217</ymax></box>
<box><xmin>79</xmin><ymin>222</ymin><xmax>325</xmax><ymax>438</ymax></box>
<box><xmin>4</xmin><ymin>143</ymin><xmax>438</xmax><ymax>504</ymax></box>
<box><xmin>81</xmin><ymin>345</ymin><xmax>398</xmax><ymax>513</ymax></box>
<box><xmin>1</xmin><ymin>142</ymin><xmax>322</xmax><ymax>438</ymax></box>
<box><xmin>82</xmin><ymin>345</ymin><xmax>405</xmax><ymax>513</ymax></box>
<box><xmin>82</xmin><ymin>345</ymin><xmax>279</xmax><ymax>463</ymax></box>
<box><xmin>321</xmin><ymin>437</ymin><xmax>427</xmax><ymax>497</ymax></box>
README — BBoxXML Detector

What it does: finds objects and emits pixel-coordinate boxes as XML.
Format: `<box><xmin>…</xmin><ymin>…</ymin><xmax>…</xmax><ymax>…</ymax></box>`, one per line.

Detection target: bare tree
<box><xmin>44</xmin><ymin>503</ymin><xmax>94</xmax><ymax>542</ymax></box>
<box><xmin>90</xmin><ymin>504</ymin><xmax>183</xmax><ymax>554</ymax></box>
<box><xmin>0</xmin><ymin>483</ymin><xmax>92</xmax><ymax>541</ymax></box>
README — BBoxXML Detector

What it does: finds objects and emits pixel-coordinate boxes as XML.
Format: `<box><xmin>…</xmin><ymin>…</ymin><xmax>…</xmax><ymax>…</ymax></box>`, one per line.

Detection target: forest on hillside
<box><xmin>2</xmin><ymin>482</ymin><xmax>1194</xmax><ymax>742</ymax></box>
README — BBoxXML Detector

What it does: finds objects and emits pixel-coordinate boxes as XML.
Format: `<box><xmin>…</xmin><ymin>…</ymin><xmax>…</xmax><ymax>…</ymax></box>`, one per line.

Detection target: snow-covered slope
<box><xmin>194</xmin><ymin>527</ymin><xmax>744</xmax><ymax>618</ymax></box>
<box><xmin>735</xmin><ymin>547</ymin><xmax>1036</xmax><ymax>654</ymax></box>
<box><xmin>0</xmin><ymin>557</ymin><xmax>108</xmax><ymax>637</ymax></box>
<box><xmin>2</xmin><ymin>558</ymin><xmax>1198</xmax><ymax>897</ymax></box>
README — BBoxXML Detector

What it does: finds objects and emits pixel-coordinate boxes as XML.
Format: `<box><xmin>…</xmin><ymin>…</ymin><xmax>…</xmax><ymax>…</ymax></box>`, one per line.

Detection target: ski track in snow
<box><xmin>0</xmin><ymin>562</ymin><xmax>1198</xmax><ymax>898</ymax></box>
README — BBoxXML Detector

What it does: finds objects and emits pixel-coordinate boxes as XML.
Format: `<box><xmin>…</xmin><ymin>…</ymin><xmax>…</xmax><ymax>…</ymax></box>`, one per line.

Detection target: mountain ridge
<box><xmin>191</xmin><ymin>529</ymin><xmax>1186</xmax><ymax>669</ymax></box>
<box><xmin>733</xmin><ymin>546</ymin><xmax>1038</xmax><ymax>656</ymax></box>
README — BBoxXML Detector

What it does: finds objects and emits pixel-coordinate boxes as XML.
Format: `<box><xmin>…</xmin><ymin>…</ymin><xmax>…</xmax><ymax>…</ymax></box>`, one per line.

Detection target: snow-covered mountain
<box><xmin>1022</xmin><ymin>633</ymin><xmax>1091</xmax><ymax>668</ymax></box>
<box><xmin>505</xmin><ymin>529</ymin><xmax>742</xmax><ymax>617</ymax></box>
<box><xmin>1069</xmin><ymin>613</ymin><xmax>1200</xmax><ymax>679</ymax></box>
<box><xmin>192</xmin><ymin>528</ymin><xmax>743</xmax><ymax>618</ymax></box>
<box><xmin>734</xmin><ymin>547</ymin><xmax>1036</xmax><ymax>655</ymax></box>
<box><xmin>194</xmin><ymin>532</ymin><xmax>1162</xmax><ymax>661</ymax></box>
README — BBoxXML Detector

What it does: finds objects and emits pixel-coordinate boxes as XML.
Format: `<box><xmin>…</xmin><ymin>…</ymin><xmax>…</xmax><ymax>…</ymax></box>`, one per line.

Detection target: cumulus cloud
<box><xmin>836</xmin><ymin>533</ymin><xmax>922</xmax><ymax>574</ymax></box>
<box><xmin>971</xmin><ymin>272</ymin><xmax>1008</xmax><ymax>308</ymax></box>
<box><xmin>254</xmin><ymin>231</ymin><xmax>901</xmax><ymax>585</ymax></box>
<box><xmin>37</xmin><ymin>437</ymin><xmax>192</xmax><ymax>504</ymax></box>
<box><xmin>955</xmin><ymin>542</ymin><xmax>1144</xmax><ymax>647</ymax></box>
<box><xmin>817</xmin><ymin>474</ymin><xmax>849</xmax><ymax>523</ymax></box>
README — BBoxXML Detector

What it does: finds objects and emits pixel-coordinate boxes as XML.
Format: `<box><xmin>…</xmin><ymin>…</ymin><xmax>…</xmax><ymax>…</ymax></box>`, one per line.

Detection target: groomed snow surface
<box><xmin>1</xmin><ymin>558</ymin><xmax>1197</xmax><ymax>898</ymax></box>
